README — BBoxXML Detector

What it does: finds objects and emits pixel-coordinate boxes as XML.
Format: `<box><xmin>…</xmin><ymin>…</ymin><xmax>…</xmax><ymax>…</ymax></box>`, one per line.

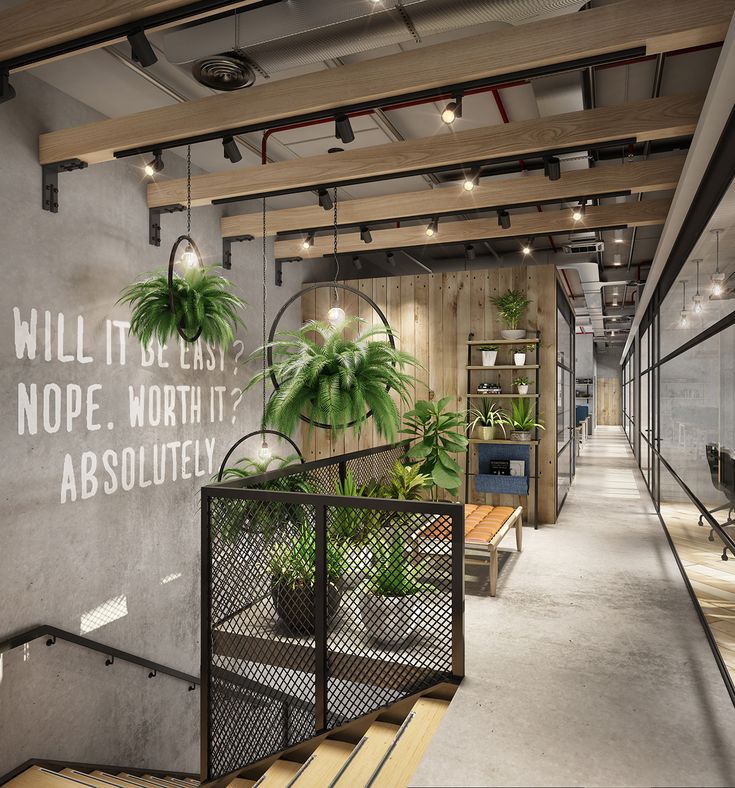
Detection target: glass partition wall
<box><xmin>557</xmin><ymin>283</ymin><xmax>575</xmax><ymax>513</ymax></box>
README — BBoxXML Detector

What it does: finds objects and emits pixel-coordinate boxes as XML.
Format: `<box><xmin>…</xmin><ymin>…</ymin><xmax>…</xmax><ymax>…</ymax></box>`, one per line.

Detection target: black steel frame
<box><xmin>200</xmin><ymin>442</ymin><xmax>465</xmax><ymax>782</ymax></box>
<box><xmin>556</xmin><ymin>282</ymin><xmax>576</xmax><ymax>515</ymax></box>
<box><xmin>216</xmin><ymin>429</ymin><xmax>305</xmax><ymax>482</ymax></box>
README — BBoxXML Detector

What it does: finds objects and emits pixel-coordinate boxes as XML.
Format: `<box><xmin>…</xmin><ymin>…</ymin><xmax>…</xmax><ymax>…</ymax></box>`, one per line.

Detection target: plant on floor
<box><xmin>382</xmin><ymin>461</ymin><xmax>431</xmax><ymax>501</ymax></box>
<box><xmin>118</xmin><ymin>266</ymin><xmax>246</xmax><ymax>348</ymax></box>
<box><xmin>246</xmin><ymin>318</ymin><xmax>420</xmax><ymax>440</ymax></box>
<box><xmin>505</xmin><ymin>397</ymin><xmax>545</xmax><ymax>441</ymax></box>
<box><xmin>490</xmin><ymin>289</ymin><xmax>531</xmax><ymax>339</ymax></box>
<box><xmin>401</xmin><ymin>397</ymin><xmax>469</xmax><ymax>499</ymax></box>
<box><xmin>467</xmin><ymin>400</ymin><xmax>507</xmax><ymax>441</ymax></box>
<box><xmin>332</xmin><ymin>469</ymin><xmax>371</xmax><ymax>544</ymax></box>
<box><xmin>217</xmin><ymin>453</ymin><xmax>301</xmax><ymax>480</ymax></box>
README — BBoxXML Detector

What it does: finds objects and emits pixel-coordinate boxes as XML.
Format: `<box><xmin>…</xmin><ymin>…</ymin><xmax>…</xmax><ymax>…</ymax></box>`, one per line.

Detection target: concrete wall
<box><xmin>0</xmin><ymin>73</ymin><xmax>302</xmax><ymax>774</ymax></box>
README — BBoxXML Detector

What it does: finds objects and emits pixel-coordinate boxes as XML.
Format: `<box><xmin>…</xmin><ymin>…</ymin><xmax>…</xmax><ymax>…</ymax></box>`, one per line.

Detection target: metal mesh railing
<box><xmin>201</xmin><ymin>443</ymin><xmax>464</xmax><ymax>781</ymax></box>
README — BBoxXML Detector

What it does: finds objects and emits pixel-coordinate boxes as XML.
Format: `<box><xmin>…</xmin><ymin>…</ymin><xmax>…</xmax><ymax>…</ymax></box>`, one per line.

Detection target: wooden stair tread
<box><xmin>119</xmin><ymin>776</ymin><xmax>161</xmax><ymax>788</ymax></box>
<box><xmin>294</xmin><ymin>740</ymin><xmax>354</xmax><ymax>787</ymax></box>
<box><xmin>6</xmin><ymin>768</ymin><xmax>95</xmax><ymax>788</ymax></box>
<box><xmin>89</xmin><ymin>774</ymin><xmax>133</xmax><ymax>788</ymax></box>
<box><xmin>371</xmin><ymin>698</ymin><xmax>450</xmax><ymax>788</ymax></box>
<box><xmin>227</xmin><ymin>780</ymin><xmax>255</xmax><ymax>788</ymax></box>
<box><xmin>257</xmin><ymin>761</ymin><xmax>301</xmax><ymax>787</ymax></box>
<box><xmin>60</xmin><ymin>771</ymin><xmax>119</xmax><ymax>788</ymax></box>
<box><xmin>153</xmin><ymin>780</ymin><xmax>194</xmax><ymax>788</ymax></box>
<box><xmin>332</xmin><ymin>722</ymin><xmax>401</xmax><ymax>787</ymax></box>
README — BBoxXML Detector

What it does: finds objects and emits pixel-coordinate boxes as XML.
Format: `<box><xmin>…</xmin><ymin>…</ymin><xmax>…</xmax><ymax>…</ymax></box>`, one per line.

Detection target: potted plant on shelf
<box><xmin>491</xmin><ymin>289</ymin><xmax>531</xmax><ymax>340</ymax></box>
<box><xmin>401</xmin><ymin>397</ymin><xmax>469</xmax><ymax>500</ymax></box>
<box><xmin>505</xmin><ymin>398</ymin><xmax>545</xmax><ymax>442</ymax></box>
<box><xmin>479</xmin><ymin>344</ymin><xmax>499</xmax><ymax>366</ymax></box>
<box><xmin>513</xmin><ymin>343</ymin><xmax>536</xmax><ymax>366</ymax></box>
<box><xmin>269</xmin><ymin>525</ymin><xmax>345</xmax><ymax>635</ymax></box>
<box><xmin>467</xmin><ymin>400</ymin><xmax>507</xmax><ymax>441</ymax></box>
<box><xmin>514</xmin><ymin>376</ymin><xmax>530</xmax><ymax>395</ymax></box>
<box><xmin>247</xmin><ymin>318</ymin><xmax>419</xmax><ymax>440</ymax></box>
<box><xmin>118</xmin><ymin>266</ymin><xmax>246</xmax><ymax>348</ymax></box>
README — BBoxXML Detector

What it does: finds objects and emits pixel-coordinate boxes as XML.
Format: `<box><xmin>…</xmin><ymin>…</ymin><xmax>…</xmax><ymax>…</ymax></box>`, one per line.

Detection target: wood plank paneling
<box><xmin>222</xmin><ymin>157</ymin><xmax>685</xmax><ymax>238</ymax></box>
<box><xmin>597</xmin><ymin>378</ymin><xmax>622</xmax><ymax>425</ymax></box>
<box><xmin>149</xmin><ymin>95</ymin><xmax>701</xmax><ymax>207</ymax></box>
<box><xmin>276</xmin><ymin>198</ymin><xmax>672</xmax><ymax>258</ymax></box>
<box><xmin>306</xmin><ymin>264</ymin><xmax>559</xmax><ymax>523</ymax></box>
<box><xmin>38</xmin><ymin>0</ymin><xmax>732</xmax><ymax>165</ymax></box>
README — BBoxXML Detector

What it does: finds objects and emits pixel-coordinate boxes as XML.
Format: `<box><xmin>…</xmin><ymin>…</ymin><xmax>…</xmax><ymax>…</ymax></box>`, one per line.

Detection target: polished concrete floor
<box><xmin>412</xmin><ymin>427</ymin><xmax>735</xmax><ymax>788</ymax></box>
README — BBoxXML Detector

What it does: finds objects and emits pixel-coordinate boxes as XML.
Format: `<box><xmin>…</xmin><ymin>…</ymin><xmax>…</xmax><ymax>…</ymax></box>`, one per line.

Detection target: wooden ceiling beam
<box><xmin>38</xmin><ymin>0</ymin><xmax>732</xmax><ymax>165</ymax></box>
<box><xmin>274</xmin><ymin>198</ymin><xmax>672</xmax><ymax>259</ymax></box>
<box><xmin>221</xmin><ymin>156</ymin><xmax>685</xmax><ymax>238</ymax></box>
<box><xmin>1</xmin><ymin>0</ymin><xmax>269</xmax><ymax>72</ymax></box>
<box><xmin>149</xmin><ymin>94</ymin><xmax>702</xmax><ymax>208</ymax></box>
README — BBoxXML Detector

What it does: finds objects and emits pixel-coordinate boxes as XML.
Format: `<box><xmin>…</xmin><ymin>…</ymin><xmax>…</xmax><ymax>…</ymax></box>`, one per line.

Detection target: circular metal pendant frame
<box><xmin>168</xmin><ymin>234</ymin><xmax>205</xmax><ymax>343</ymax></box>
<box><xmin>216</xmin><ymin>430</ymin><xmax>305</xmax><ymax>483</ymax></box>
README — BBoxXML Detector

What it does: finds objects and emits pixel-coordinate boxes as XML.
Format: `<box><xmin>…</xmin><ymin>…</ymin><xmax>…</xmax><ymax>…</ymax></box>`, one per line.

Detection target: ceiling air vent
<box><xmin>562</xmin><ymin>239</ymin><xmax>605</xmax><ymax>254</ymax></box>
<box><xmin>192</xmin><ymin>52</ymin><xmax>256</xmax><ymax>90</ymax></box>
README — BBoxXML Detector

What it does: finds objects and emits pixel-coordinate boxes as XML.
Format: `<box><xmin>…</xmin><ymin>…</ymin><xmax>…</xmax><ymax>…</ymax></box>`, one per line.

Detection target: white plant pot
<box><xmin>501</xmin><ymin>329</ymin><xmax>526</xmax><ymax>340</ymax></box>
<box><xmin>513</xmin><ymin>353</ymin><xmax>526</xmax><ymax>366</ymax></box>
<box><xmin>360</xmin><ymin>592</ymin><xmax>417</xmax><ymax>647</ymax></box>
<box><xmin>517</xmin><ymin>384</ymin><xmax>529</xmax><ymax>395</ymax></box>
<box><xmin>481</xmin><ymin>350</ymin><xmax>498</xmax><ymax>366</ymax></box>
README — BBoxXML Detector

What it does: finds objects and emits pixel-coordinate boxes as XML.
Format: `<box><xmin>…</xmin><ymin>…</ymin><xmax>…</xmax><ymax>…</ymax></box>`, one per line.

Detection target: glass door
<box><xmin>557</xmin><ymin>283</ymin><xmax>575</xmax><ymax>513</ymax></box>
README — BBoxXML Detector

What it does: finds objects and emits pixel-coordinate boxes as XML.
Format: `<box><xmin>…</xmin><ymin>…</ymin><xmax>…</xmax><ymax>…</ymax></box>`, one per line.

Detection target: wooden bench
<box><xmin>464</xmin><ymin>504</ymin><xmax>523</xmax><ymax>596</ymax></box>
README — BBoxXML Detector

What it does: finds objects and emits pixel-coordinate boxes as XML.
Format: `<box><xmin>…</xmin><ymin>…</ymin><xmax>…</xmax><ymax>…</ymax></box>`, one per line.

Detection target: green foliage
<box><xmin>218</xmin><ymin>453</ymin><xmax>301</xmax><ymax>480</ymax></box>
<box><xmin>401</xmin><ymin>397</ymin><xmax>469</xmax><ymax>499</ymax></box>
<box><xmin>513</xmin><ymin>376</ymin><xmax>530</xmax><ymax>387</ymax></box>
<box><xmin>506</xmin><ymin>398</ymin><xmax>545</xmax><ymax>432</ymax></box>
<box><xmin>490</xmin><ymin>289</ymin><xmax>531</xmax><ymax>330</ymax></box>
<box><xmin>118</xmin><ymin>266</ymin><xmax>246</xmax><ymax>348</ymax></box>
<box><xmin>382</xmin><ymin>461</ymin><xmax>431</xmax><ymax>501</ymax></box>
<box><xmin>513</xmin><ymin>344</ymin><xmax>537</xmax><ymax>353</ymax></box>
<box><xmin>467</xmin><ymin>400</ymin><xmax>507</xmax><ymax>436</ymax></box>
<box><xmin>247</xmin><ymin>318</ymin><xmax>420</xmax><ymax>440</ymax></box>
<box><xmin>332</xmin><ymin>470</ymin><xmax>369</xmax><ymax>543</ymax></box>
<box><xmin>479</xmin><ymin>344</ymin><xmax>498</xmax><ymax>351</ymax></box>
<box><xmin>269</xmin><ymin>525</ymin><xmax>344</xmax><ymax>591</ymax></box>
<box><xmin>368</xmin><ymin>529</ymin><xmax>426</xmax><ymax>597</ymax></box>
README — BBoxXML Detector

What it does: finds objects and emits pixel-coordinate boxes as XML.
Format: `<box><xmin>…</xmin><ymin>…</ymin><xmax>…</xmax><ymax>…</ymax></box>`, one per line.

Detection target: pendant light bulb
<box><xmin>327</xmin><ymin>305</ymin><xmax>346</xmax><ymax>327</ymax></box>
<box><xmin>711</xmin><ymin>230</ymin><xmax>724</xmax><ymax>296</ymax></box>
<box><xmin>180</xmin><ymin>243</ymin><xmax>197</xmax><ymax>268</ymax></box>
<box><xmin>258</xmin><ymin>439</ymin><xmax>271</xmax><ymax>462</ymax></box>
<box><xmin>680</xmin><ymin>310</ymin><xmax>688</xmax><ymax>328</ymax></box>
<box><xmin>692</xmin><ymin>295</ymin><xmax>703</xmax><ymax>314</ymax></box>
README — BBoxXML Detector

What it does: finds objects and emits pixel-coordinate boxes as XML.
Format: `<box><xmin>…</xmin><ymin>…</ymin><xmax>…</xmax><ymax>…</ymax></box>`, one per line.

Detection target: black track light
<box><xmin>386</xmin><ymin>252</ymin><xmax>396</xmax><ymax>268</ymax></box>
<box><xmin>144</xmin><ymin>149</ymin><xmax>164</xmax><ymax>177</ymax></box>
<box><xmin>465</xmin><ymin>244</ymin><xmax>476</xmax><ymax>261</ymax></box>
<box><xmin>335</xmin><ymin>114</ymin><xmax>355</xmax><ymax>144</ymax></box>
<box><xmin>127</xmin><ymin>28</ymin><xmax>158</xmax><ymax>68</ymax></box>
<box><xmin>360</xmin><ymin>226</ymin><xmax>373</xmax><ymax>244</ymax></box>
<box><xmin>522</xmin><ymin>239</ymin><xmax>532</xmax><ymax>255</ymax></box>
<box><xmin>222</xmin><ymin>136</ymin><xmax>242</xmax><ymax>164</ymax></box>
<box><xmin>425</xmin><ymin>217</ymin><xmax>439</xmax><ymax>237</ymax></box>
<box><xmin>302</xmin><ymin>231</ymin><xmax>315</xmax><ymax>250</ymax></box>
<box><xmin>571</xmin><ymin>200</ymin><xmax>586</xmax><ymax>221</ymax></box>
<box><xmin>497</xmin><ymin>210</ymin><xmax>511</xmax><ymax>230</ymax></box>
<box><xmin>441</xmin><ymin>95</ymin><xmax>463</xmax><ymax>125</ymax></box>
<box><xmin>463</xmin><ymin>167</ymin><xmax>481</xmax><ymax>192</ymax></box>
<box><xmin>353</xmin><ymin>255</ymin><xmax>363</xmax><ymax>271</ymax></box>
<box><xmin>318</xmin><ymin>189</ymin><xmax>333</xmax><ymax>211</ymax></box>
<box><xmin>544</xmin><ymin>156</ymin><xmax>561</xmax><ymax>181</ymax></box>
<box><xmin>0</xmin><ymin>68</ymin><xmax>15</xmax><ymax>104</ymax></box>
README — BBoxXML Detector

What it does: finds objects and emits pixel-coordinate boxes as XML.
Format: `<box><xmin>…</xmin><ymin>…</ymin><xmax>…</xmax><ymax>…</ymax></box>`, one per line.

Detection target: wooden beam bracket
<box><xmin>148</xmin><ymin>204</ymin><xmax>185</xmax><ymax>247</ymax></box>
<box><xmin>221</xmin><ymin>234</ymin><xmax>254</xmax><ymax>270</ymax></box>
<box><xmin>41</xmin><ymin>159</ymin><xmax>88</xmax><ymax>213</ymax></box>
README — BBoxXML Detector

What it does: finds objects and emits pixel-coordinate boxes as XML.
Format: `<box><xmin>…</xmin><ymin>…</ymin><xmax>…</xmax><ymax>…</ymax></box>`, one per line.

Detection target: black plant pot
<box><xmin>271</xmin><ymin>580</ymin><xmax>341</xmax><ymax>635</ymax></box>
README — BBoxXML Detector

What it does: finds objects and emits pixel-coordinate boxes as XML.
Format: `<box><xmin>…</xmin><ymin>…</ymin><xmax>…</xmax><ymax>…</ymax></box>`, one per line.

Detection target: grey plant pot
<box><xmin>360</xmin><ymin>591</ymin><xmax>417</xmax><ymax>647</ymax></box>
<box><xmin>501</xmin><ymin>329</ymin><xmax>527</xmax><ymax>340</ymax></box>
<box><xmin>474</xmin><ymin>425</ymin><xmax>495</xmax><ymax>441</ymax></box>
<box><xmin>510</xmin><ymin>430</ymin><xmax>532</xmax><ymax>442</ymax></box>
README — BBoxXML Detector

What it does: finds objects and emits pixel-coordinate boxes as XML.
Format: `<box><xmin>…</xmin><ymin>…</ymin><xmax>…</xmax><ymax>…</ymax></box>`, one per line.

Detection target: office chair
<box><xmin>699</xmin><ymin>444</ymin><xmax>735</xmax><ymax>560</ymax></box>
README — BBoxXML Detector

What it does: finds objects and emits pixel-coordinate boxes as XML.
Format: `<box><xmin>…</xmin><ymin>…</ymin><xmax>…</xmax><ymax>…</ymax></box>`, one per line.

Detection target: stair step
<box><xmin>60</xmin><ymin>771</ymin><xmax>120</xmax><ymax>788</ymax></box>
<box><xmin>145</xmin><ymin>779</ymin><xmax>193</xmax><ymax>788</ymax></box>
<box><xmin>89</xmin><ymin>774</ymin><xmax>134</xmax><ymax>788</ymax></box>
<box><xmin>119</xmin><ymin>776</ymin><xmax>162</xmax><ymax>788</ymax></box>
<box><xmin>291</xmin><ymin>740</ymin><xmax>354</xmax><ymax>787</ymax></box>
<box><xmin>370</xmin><ymin>698</ymin><xmax>450</xmax><ymax>788</ymax></box>
<box><xmin>331</xmin><ymin>722</ymin><xmax>401</xmax><ymax>788</ymax></box>
<box><xmin>227</xmin><ymin>780</ymin><xmax>254</xmax><ymax>788</ymax></box>
<box><xmin>254</xmin><ymin>760</ymin><xmax>301</xmax><ymax>787</ymax></box>
<box><xmin>7</xmin><ymin>768</ymin><xmax>99</xmax><ymax>788</ymax></box>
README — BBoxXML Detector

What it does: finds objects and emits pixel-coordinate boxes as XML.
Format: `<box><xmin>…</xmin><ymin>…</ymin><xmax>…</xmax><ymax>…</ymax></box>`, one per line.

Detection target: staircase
<box><xmin>5</xmin><ymin>696</ymin><xmax>450</xmax><ymax>788</ymax></box>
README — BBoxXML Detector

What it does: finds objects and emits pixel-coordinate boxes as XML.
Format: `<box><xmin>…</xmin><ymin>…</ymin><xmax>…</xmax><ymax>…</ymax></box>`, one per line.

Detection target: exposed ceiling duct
<box><xmin>166</xmin><ymin>0</ymin><xmax>586</xmax><ymax>82</ymax></box>
<box><xmin>558</xmin><ymin>261</ymin><xmax>631</xmax><ymax>338</ymax></box>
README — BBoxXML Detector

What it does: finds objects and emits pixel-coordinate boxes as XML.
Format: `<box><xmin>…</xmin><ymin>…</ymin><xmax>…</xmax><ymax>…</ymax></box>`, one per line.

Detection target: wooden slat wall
<box><xmin>302</xmin><ymin>264</ymin><xmax>558</xmax><ymax>524</ymax></box>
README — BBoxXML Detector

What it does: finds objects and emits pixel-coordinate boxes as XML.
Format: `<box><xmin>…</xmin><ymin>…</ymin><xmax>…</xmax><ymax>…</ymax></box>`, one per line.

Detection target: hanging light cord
<box><xmin>186</xmin><ymin>145</ymin><xmax>192</xmax><ymax>236</ymax></box>
<box><xmin>716</xmin><ymin>230</ymin><xmax>721</xmax><ymax>274</ymax></box>
<box><xmin>332</xmin><ymin>186</ymin><xmax>339</xmax><ymax>302</ymax></box>
<box><xmin>261</xmin><ymin>197</ymin><xmax>268</xmax><ymax>433</ymax></box>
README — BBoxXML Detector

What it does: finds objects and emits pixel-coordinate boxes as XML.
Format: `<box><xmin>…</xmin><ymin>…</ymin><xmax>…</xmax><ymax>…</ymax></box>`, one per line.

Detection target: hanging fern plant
<box><xmin>247</xmin><ymin>318</ymin><xmax>420</xmax><ymax>440</ymax></box>
<box><xmin>118</xmin><ymin>265</ymin><xmax>246</xmax><ymax>348</ymax></box>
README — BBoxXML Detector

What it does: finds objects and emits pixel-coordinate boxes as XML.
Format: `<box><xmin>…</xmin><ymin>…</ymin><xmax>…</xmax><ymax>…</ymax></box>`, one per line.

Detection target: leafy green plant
<box><xmin>490</xmin><ymin>289</ymin><xmax>531</xmax><ymax>330</ymax></box>
<box><xmin>506</xmin><ymin>398</ymin><xmax>545</xmax><ymax>432</ymax></box>
<box><xmin>513</xmin><ymin>376</ymin><xmax>530</xmax><ymax>387</ymax></box>
<box><xmin>479</xmin><ymin>344</ymin><xmax>498</xmax><ymax>351</ymax></box>
<box><xmin>118</xmin><ymin>266</ymin><xmax>245</xmax><ymax>347</ymax></box>
<box><xmin>514</xmin><ymin>344</ymin><xmax>537</xmax><ymax>353</ymax></box>
<box><xmin>383</xmin><ymin>461</ymin><xmax>431</xmax><ymax>501</ymax></box>
<box><xmin>269</xmin><ymin>524</ymin><xmax>345</xmax><ymax>591</ymax></box>
<box><xmin>247</xmin><ymin>318</ymin><xmax>420</xmax><ymax>440</ymax></box>
<box><xmin>367</xmin><ymin>529</ymin><xmax>426</xmax><ymax>597</ymax></box>
<box><xmin>332</xmin><ymin>470</ymin><xmax>370</xmax><ymax>543</ymax></box>
<box><xmin>401</xmin><ymin>397</ymin><xmax>469</xmax><ymax>499</ymax></box>
<box><xmin>467</xmin><ymin>400</ymin><xmax>507</xmax><ymax>436</ymax></box>
<box><xmin>217</xmin><ymin>453</ymin><xmax>301</xmax><ymax>480</ymax></box>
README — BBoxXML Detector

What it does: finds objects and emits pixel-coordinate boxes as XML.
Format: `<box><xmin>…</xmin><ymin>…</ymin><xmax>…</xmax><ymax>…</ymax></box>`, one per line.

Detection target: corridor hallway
<box><xmin>413</xmin><ymin>427</ymin><xmax>735</xmax><ymax>787</ymax></box>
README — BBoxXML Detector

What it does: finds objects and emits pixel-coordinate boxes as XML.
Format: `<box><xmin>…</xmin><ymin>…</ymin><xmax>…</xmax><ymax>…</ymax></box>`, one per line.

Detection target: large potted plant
<box><xmin>467</xmin><ymin>400</ymin><xmax>507</xmax><ymax>441</ymax></box>
<box><xmin>118</xmin><ymin>266</ymin><xmax>246</xmax><ymax>348</ymax></box>
<box><xmin>506</xmin><ymin>398</ymin><xmax>545</xmax><ymax>441</ymax></box>
<box><xmin>248</xmin><ymin>319</ymin><xmax>419</xmax><ymax>440</ymax></box>
<box><xmin>401</xmin><ymin>397</ymin><xmax>469</xmax><ymax>500</ymax></box>
<box><xmin>269</xmin><ymin>525</ymin><xmax>345</xmax><ymax>635</ymax></box>
<box><xmin>491</xmin><ymin>289</ymin><xmax>531</xmax><ymax>340</ymax></box>
<box><xmin>479</xmin><ymin>344</ymin><xmax>498</xmax><ymax>366</ymax></box>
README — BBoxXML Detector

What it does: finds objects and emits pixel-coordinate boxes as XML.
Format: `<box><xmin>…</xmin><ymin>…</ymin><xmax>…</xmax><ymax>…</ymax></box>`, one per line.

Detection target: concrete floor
<box><xmin>412</xmin><ymin>427</ymin><xmax>735</xmax><ymax>788</ymax></box>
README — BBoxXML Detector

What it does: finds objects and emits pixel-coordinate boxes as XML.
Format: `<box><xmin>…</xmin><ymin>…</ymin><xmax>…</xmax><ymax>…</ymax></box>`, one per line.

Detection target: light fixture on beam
<box><xmin>127</xmin><ymin>28</ymin><xmax>158</xmax><ymax>68</ymax></box>
<box><xmin>463</xmin><ymin>167</ymin><xmax>481</xmax><ymax>192</ymax></box>
<box><xmin>302</xmin><ymin>231</ymin><xmax>315</xmax><ymax>250</ymax></box>
<box><xmin>335</xmin><ymin>115</ymin><xmax>355</xmax><ymax>144</ymax></box>
<box><xmin>318</xmin><ymin>189</ymin><xmax>333</xmax><ymax>211</ymax></box>
<box><xmin>360</xmin><ymin>226</ymin><xmax>373</xmax><ymax>244</ymax></box>
<box><xmin>144</xmin><ymin>149</ymin><xmax>164</xmax><ymax>177</ymax></box>
<box><xmin>465</xmin><ymin>244</ymin><xmax>476</xmax><ymax>261</ymax></box>
<box><xmin>572</xmin><ymin>201</ymin><xmax>586</xmax><ymax>221</ymax></box>
<box><xmin>522</xmin><ymin>239</ymin><xmax>532</xmax><ymax>255</ymax></box>
<box><xmin>353</xmin><ymin>255</ymin><xmax>363</xmax><ymax>271</ymax></box>
<box><xmin>425</xmin><ymin>217</ymin><xmax>439</xmax><ymax>237</ymax></box>
<box><xmin>613</xmin><ymin>228</ymin><xmax>624</xmax><ymax>243</ymax></box>
<box><xmin>613</xmin><ymin>253</ymin><xmax>622</xmax><ymax>266</ymax></box>
<box><xmin>386</xmin><ymin>251</ymin><xmax>396</xmax><ymax>268</ymax></box>
<box><xmin>441</xmin><ymin>95</ymin><xmax>463</xmax><ymax>125</ymax></box>
<box><xmin>497</xmin><ymin>210</ymin><xmax>511</xmax><ymax>230</ymax></box>
<box><xmin>543</xmin><ymin>156</ymin><xmax>561</xmax><ymax>181</ymax></box>
<box><xmin>222</xmin><ymin>136</ymin><xmax>242</xmax><ymax>164</ymax></box>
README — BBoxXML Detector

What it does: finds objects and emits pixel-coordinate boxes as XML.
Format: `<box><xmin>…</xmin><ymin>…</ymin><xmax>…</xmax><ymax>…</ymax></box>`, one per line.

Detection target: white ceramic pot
<box><xmin>481</xmin><ymin>350</ymin><xmax>498</xmax><ymax>366</ymax></box>
<box><xmin>510</xmin><ymin>430</ymin><xmax>532</xmax><ymax>442</ymax></box>
<box><xmin>501</xmin><ymin>329</ymin><xmax>527</xmax><ymax>340</ymax></box>
<box><xmin>517</xmin><ymin>384</ymin><xmax>529</xmax><ymax>395</ymax></box>
<box><xmin>514</xmin><ymin>353</ymin><xmax>526</xmax><ymax>366</ymax></box>
<box><xmin>360</xmin><ymin>592</ymin><xmax>417</xmax><ymax>647</ymax></box>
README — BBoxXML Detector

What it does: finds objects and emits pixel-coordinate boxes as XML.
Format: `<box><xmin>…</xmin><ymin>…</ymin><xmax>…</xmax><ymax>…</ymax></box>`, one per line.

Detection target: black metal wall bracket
<box><xmin>274</xmin><ymin>257</ymin><xmax>302</xmax><ymax>287</ymax></box>
<box><xmin>149</xmin><ymin>204</ymin><xmax>185</xmax><ymax>246</ymax></box>
<box><xmin>0</xmin><ymin>67</ymin><xmax>14</xmax><ymax>104</ymax></box>
<box><xmin>42</xmin><ymin>159</ymin><xmax>88</xmax><ymax>213</ymax></box>
<box><xmin>222</xmin><ymin>234</ymin><xmax>254</xmax><ymax>270</ymax></box>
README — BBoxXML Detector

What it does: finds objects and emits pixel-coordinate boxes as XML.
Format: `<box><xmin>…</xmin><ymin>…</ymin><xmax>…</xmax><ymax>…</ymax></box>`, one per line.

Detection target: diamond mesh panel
<box><xmin>204</xmin><ymin>444</ymin><xmax>460</xmax><ymax>781</ymax></box>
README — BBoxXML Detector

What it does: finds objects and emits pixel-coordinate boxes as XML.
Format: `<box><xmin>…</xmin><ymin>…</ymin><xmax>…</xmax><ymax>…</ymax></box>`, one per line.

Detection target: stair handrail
<box><xmin>0</xmin><ymin>624</ymin><xmax>199</xmax><ymax>688</ymax></box>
